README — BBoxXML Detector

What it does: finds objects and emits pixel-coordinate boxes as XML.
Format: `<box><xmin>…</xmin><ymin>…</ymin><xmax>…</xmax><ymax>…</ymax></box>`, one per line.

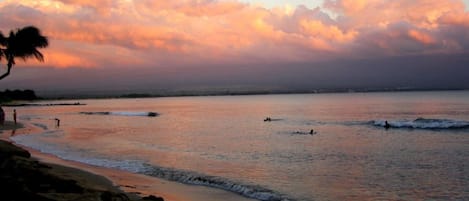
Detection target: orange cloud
<box><xmin>408</xmin><ymin>30</ymin><xmax>435</xmax><ymax>45</ymax></box>
<box><xmin>1</xmin><ymin>0</ymin><xmax>468</xmax><ymax>69</ymax></box>
<box><xmin>57</xmin><ymin>0</ymin><xmax>112</xmax><ymax>8</ymax></box>
<box><xmin>44</xmin><ymin>51</ymin><xmax>96</xmax><ymax>68</ymax></box>
<box><xmin>439</xmin><ymin>12</ymin><xmax>469</xmax><ymax>26</ymax></box>
<box><xmin>299</xmin><ymin>19</ymin><xmax>357</xmax><ymax>43</ymax></box>
<box><xmin>174</xmin><ymin>1</ymin><xmax>246</xmax><ymax>17</ymax></box>
<box><xmin>324</xmin><ymin>0</ymin><xmax>375</xmax><ymax>15</ymax></box>
<box><xmin>13</xmin><ymin>49</ymin><xmax>96</xmax><ymax>68</ymax></box>
<box><xmin>57</xmin><ymin>0</ymin><xmax>114</xmax><ymax>15</ymax></box>
<box><xmin>324</xmin><ymin>0</ymin><xmax>465</xmax><ymax>29</ymax></box>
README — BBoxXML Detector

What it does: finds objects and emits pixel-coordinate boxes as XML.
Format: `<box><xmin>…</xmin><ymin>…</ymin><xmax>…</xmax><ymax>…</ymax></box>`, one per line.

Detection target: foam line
<box><xmin>372</xmin><ymin>118</ymin><xmax>469</xmax><ymax>129</ymax></box>
<box><xmin>80</xmin><ymin>111</ymin><xmax>158</xmax><ymax>117</ymax></box>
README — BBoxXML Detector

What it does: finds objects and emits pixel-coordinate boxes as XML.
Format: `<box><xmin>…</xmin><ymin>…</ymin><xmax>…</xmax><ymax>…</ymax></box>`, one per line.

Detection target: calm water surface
<box><xmin>8</xmin><ymin>91</ymin><xmax>469</xmax><ymax>201</ymax></box>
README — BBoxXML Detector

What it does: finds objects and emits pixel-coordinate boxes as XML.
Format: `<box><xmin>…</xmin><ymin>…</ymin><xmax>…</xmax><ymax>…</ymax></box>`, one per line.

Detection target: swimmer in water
<box><xmin>384</xmin><ymin>121</ymin><xmax>390</xmax><ymax>129</ymax></box>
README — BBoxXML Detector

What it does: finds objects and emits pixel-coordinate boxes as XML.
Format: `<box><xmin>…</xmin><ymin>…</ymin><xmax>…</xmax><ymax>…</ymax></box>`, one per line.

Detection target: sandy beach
<box><xmin>0</xmin><ymin>121</ymin><xmax>256</xmax><ymax>201</ymax></box>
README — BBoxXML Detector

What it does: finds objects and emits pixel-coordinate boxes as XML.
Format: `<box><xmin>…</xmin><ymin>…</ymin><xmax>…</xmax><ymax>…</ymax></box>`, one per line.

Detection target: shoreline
<box><xmin>26</xmin><ymin>88</ymin><xmax>469</xmax><ymax>101</ymax></box>
<box><xmin>0</xmin><ymin>139</ymin><xmax>154</xmax><ymax>201</ymax></box>
<box><xmin>0</xmin><ymin>121</ymin><xmax>256</xmax><ymax>201</ymax></box>
<box><xmin>0</xmin><ymin>121</ymin><xmax>162</xmax><ymax>201</ymax></box>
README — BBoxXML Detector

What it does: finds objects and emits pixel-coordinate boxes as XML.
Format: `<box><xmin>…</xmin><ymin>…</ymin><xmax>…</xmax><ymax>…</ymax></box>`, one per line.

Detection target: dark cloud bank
<box><xmin>1</xmin><ymin>53</ymin><xmax>467</xmax><ymax>98</ymax></box>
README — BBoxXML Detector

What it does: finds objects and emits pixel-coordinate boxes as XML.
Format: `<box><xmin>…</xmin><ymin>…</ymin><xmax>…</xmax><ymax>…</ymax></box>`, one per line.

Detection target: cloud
<box><xmin>0</xmin><ymin>0</ymin><xmax>468</xmax><ymax>70</ymax></box>
<box><xmin>439</xmin><ymin>10</ymin><xmax>469</xmax><ymax>26</ymax></box>
<box><xmin>299</xmin><ymin>19</ymin><xmax>357</xmax><ymax>43</ymax></box>
<box><xmin>134</xmin><ymin>0</ymin><xmax>246</xmax><ymax>17</ymax></box>
<box><xmin>408</xmin><ymin>29</ymin><xmax>435</xmax><ymax>45</ymax></box>
<box><xmin>324</xmin><ymin>0</ymin><xmax>464</xmax><ymax>28</ymax></box>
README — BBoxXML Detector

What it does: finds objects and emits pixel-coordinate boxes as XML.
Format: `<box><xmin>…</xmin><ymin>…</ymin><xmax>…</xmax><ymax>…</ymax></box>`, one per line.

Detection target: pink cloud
<box><xmin>324</xmin><ymin>0</ymin><xmax>464</xmax><ymax>28</ymax></box>
<box><xmin>439</xmin><ymin>12</ymin><xmax>469</xmax><ymax>26</ymax></box>
<box><xmin>0</xmin><ymin>0</ymin><xmax>468</xmax><ymax>69</ymax></box>
<box><xmin>408</xmin><ymin>29</ymin><xmax>435</xmax><ymax>45</ymax></box>
<box><xmin>299</xmin><ymin>19</ymin><xmax>357</xmax><ymax>43</ymax></box>
<box><xmin>134</xmin><ymin>0</ymin><xmax>246</xmax><ymax>17</ymax></box>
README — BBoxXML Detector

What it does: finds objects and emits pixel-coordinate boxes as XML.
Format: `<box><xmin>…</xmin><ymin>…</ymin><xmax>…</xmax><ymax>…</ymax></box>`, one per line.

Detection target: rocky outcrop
<box><xmin>0</xmin><ymin>140</ymin><xmax>164</xmax><ymax>201</ymax></box>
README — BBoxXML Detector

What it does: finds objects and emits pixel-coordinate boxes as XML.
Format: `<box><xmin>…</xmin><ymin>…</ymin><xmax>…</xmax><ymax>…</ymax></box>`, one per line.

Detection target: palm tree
<box><xmin>0</xmin><ymin>26</ymin><xmax>48</xmax><ymax>80</ymax></box>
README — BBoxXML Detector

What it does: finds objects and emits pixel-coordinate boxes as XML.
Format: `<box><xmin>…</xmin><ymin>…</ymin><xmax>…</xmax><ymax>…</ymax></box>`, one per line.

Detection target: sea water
<box><xmin>9</xmin><ymin>91</ymin><xmax>469</xmax><ymax>201</ymax></box>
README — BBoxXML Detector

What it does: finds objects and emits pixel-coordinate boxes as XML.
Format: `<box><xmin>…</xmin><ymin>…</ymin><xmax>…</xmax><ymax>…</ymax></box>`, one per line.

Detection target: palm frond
<box><xmin>7</xmin><ymin>26</ymin><xmax>49</xmax><ymax>62</ymax></box>
<box><xmin>0</xmin><ymin>26</ymin><xmax>49</xmax><ymax>80</ymax></box>
<box><xmin>0</xmin><ymin>32</ymin><xmax>6</xmax><ymax>46</ymax></box>
<box><xmin>32</xmin><ymin>50</ymin><xmax>44</xmax><ymax>61</ymax></box>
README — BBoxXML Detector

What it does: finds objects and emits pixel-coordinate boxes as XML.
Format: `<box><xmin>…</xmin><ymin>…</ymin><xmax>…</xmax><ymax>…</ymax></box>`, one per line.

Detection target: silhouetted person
<box><xmin>13</xmin><ymin>109</ymin><xmax>17</xmax><ymax>124</ymax></box>
<box><xmin>55</xmin><ymin>118</ymin><xmax>60</xmax><ymax>127</ymax></box>
<box><xmin>264</xmin><ymin>117</ymin><xmax>272</xmax><ymax>122</ymax></box>
<box><xmin>310</xmin><ymin>129</ymin><xmax>315</xmax><ymax>135</ymax></box>
<box><xmin>0</xmin><ymin>107</ymin><xmax>4</xmax><ymax>125</ymax></box>
<box><xmin>384</xmin><ymin>121</ymin><xmax>390</xmax><ymax>129</ymax></box>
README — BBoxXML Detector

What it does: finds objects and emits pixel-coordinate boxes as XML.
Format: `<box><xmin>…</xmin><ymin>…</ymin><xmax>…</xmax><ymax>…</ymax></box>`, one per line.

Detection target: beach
<box><xmin>0</xmin><ymin>121</ymin><xmax>155</xmax><ymax>201</ymax></box>
<box><xmin>0</xmin><ymin>142</ymin><xmax>138</xmax><ymax>200</ymax></box>
<box><xmin>0</xmin><ymin>121</ymin><xmax>256</xmax><ymax>201</ymax></box>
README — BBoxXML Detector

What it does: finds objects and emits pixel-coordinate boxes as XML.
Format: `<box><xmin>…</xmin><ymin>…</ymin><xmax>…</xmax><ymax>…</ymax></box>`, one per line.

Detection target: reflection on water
<box><xmin>10</xmin><ymin>91</ymin><xmax>469</xmax><ymax>201</ymax></box>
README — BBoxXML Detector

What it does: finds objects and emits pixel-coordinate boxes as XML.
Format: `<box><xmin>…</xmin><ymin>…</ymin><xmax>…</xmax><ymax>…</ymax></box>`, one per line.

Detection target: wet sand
<box><xmin>0</xmin><ymin>121</ymin><xmax>256</xmax><ymax>201</ymax></box>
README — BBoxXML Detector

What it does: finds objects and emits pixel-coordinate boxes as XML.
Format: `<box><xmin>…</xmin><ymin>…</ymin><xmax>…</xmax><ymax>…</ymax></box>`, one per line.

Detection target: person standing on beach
<box><xmin>13</xmin><ymin>109</ymin><xmax>17</xmax><ymax>125</ymax></box>
<box><xmin>55</xmin><ymin>118</ymin><xmax>60</xmax><ymax>127</ymax></box>
<box><xmin>0</xmin><ymin>107</ymin><xmax>4</xmax><ymax>125</ymax></box>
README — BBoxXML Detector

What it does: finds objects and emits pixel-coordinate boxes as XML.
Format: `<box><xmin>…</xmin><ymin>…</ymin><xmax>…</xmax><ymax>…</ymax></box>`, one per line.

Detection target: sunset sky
<box><xmin>0</xmin><ymin>0</ymin><xmax>468</xmax><ymax>97</ymax></box>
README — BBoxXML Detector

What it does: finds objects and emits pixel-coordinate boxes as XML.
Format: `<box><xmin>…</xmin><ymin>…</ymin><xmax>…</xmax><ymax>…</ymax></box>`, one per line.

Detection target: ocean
<box><xmin>8</xmin><ymin>91</ymin><xmax>469</xmax><ymax>201</ymax></box>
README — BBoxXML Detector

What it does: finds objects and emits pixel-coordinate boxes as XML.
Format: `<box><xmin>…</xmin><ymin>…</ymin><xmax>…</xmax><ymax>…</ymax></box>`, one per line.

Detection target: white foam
<box><xmin>110</xmin><ymin>111</ymin><xmax>157</xmax><ymax>117</ymax></box>
<box><xmin>373</xmin><ymin>118</ymin><xmax>469</xmax><ymax>129</ymax></box>
<box><xmin>141</xmin><ymin>165</ymin><xmax>292</xmax><ymax>201</ymax></box>
<box><xmin>11</xmin><ymin>133</ymin><xmax>151</xmax><ymax>173</ymax></box>
<box><xmin>80</xmin><ymin>111</ymin><xmax>158</xmax><ymax>117</ymax></box>
<box><xmin>11</xmin><ymin>133</ymin><xmax>291</xmax><ymax>201</ymax></box>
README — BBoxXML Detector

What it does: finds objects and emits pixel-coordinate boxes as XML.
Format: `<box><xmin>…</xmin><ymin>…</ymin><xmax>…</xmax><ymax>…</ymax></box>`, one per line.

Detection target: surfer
<box><xmin>309</xmin><ymin>129</ymin><xmax>316</xmax><ymax>135</ymax></box>
<box><xmin>384</xmin><ymin>121</ymin><xmax>390</xmax><ymax>129</ymax></box>
<box><xmin>264</xmin><ymin>117</ymin><xmax>272</xmax><ymax>122</ymax></box>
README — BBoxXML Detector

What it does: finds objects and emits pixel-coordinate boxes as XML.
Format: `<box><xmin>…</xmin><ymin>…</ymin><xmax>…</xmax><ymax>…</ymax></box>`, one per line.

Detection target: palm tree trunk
<box><xmin>0</xmin><ymin>62</ymin><xmax>12</xmax><ymax>80</ymax></box>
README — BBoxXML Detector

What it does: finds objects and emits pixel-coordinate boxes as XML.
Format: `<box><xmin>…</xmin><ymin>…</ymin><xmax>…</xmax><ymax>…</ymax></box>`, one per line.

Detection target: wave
<box><xmin>11</xmin><ymin>133</ymin><xmax>291</xmax><ymax>201</ymax></box>
<box><xmin>372</xmin><ymin>118</ymin><xmax>469</xmax><ymax>129</ymax></box>
<box><xmin>32</xmin><ymin>123</ymin><xmax>49</xmax><ymax>130</ymax></box>
<box><xmin>141</xmin><ymin>165</ymin><xmax>291</xmax><ymax>201</ymax></box>
<box><xmin>80</xmin><ymin>111</ymin><xmax>158</xmax><ymax>117</ymax></box>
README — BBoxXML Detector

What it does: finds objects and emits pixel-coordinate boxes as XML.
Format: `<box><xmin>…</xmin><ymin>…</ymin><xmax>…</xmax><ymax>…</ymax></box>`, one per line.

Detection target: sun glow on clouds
<box><xmin>0</xmin><ymin>0</ymin><xmax>469</xmax><ymax>69</ymax></box>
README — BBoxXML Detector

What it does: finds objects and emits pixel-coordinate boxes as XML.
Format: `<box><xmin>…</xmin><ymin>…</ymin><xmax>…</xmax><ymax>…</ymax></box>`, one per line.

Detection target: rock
<box><xmin>100</xmin><ymin>191</ymin><xmax>113</xmax><ymax>201</ymax></box>
<box><xmin>141</xmin><ymin>195</ymin><xmax>164</xmax><ymax>201</ymax></box>
<box><xmin>101</xmin><ymin>192</ymin><xmax>131</xmax><ymax>201</ymax></box>
<box><xmin>0</xmin><ymin>140</ymin><xmax>164</xmax><ymax>201</ymax></box>
<box><xmin>0</xmin><ymin>140</ymin><xmax>31</xmax><ymax>158</ymax></box>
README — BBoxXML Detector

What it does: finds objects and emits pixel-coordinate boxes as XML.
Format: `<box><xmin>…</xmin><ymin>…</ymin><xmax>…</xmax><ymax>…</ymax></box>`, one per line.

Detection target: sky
<box><xmin>241</xmin><ymin>0</ymin><xmax>323</xmax><ymax>8</ymax></box>
<box><xmin>0</xmin><ymin>0</ymin><xmax>469</xmax><ymax>97</ymax></box>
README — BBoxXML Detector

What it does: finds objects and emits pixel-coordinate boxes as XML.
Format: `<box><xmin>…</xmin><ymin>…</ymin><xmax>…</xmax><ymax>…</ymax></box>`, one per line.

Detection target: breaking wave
<box><xmin>11</xmin><ymin>133</ymin><xmax>291</xmax><ymax>201</ymax></box>
<box><xmin>80</xmin><ymin>111</ymin><xmax>158</xmax><ymax>117</ymax></box>
<box><xmin>140</xmin><ymin>165</ymin><xmax>292</xmax><ymax>201</ymax></box>
<box><xmin>372</xmin><ymin>118</ymin><xmax>469</xmax><ymax>129</ymax></box>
